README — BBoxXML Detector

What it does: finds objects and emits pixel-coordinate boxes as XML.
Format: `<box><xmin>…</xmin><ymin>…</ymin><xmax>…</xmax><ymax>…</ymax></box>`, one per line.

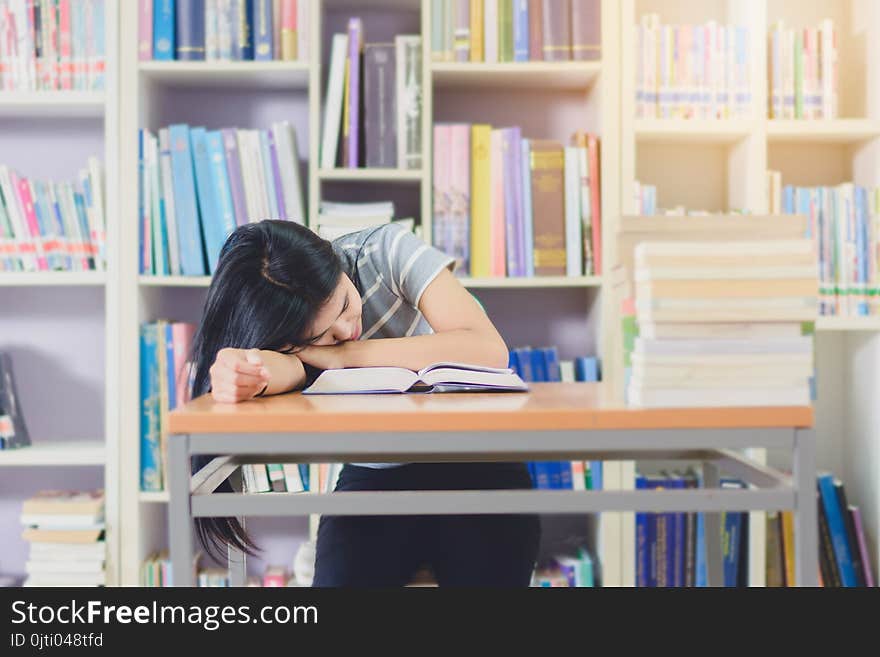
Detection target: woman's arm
<box><xmin>297</xmin><ymin>268</ymin><xmax>509</xmax><ymax>372</ymax></box>
<box><xmin>209</xmin><ymin>348</ymin><xmax>307</xmax><ymax>403</ymax></box>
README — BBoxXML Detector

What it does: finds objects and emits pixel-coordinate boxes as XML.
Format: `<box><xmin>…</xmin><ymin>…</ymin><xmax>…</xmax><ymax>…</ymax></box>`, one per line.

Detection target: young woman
<box><xmin>190</xmin><ymin>219</ymin><xmax>540</xmax><ymax>587</ymax></box>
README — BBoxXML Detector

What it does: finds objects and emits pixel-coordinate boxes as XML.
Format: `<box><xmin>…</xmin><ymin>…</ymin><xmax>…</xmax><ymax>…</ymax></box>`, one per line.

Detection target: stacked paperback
<box><xmin>431</xmin><ymin>0</ymin><xmax>600</xmax><ymax>63</ymax></box>
<box><xmin>139</xmin><ymin>122</ymin><xmax>305</xmax><ymax>276</ymax></box>
<box><xmin>434</xmin><ymin>124</ymin><xmax>601</xmax><ymax>277</ymax></box>
<box><xmin>532</xmin><ymin>549</ymin><xmax>595</xmax><ymax>587</ymax></box>
<box><xmin>627</xmin><ymin>239</ymin><xmax>817</xmax><ymax>408</ymax></box>
<box><xmin>635</xmin><ymin>14</ymin><xmax>751</xmax><ymax>119</ymax></box>
<box><xmin>315</xmin><ymin>201</ymin><xmax>415</xmax><ymax>242</ymax></box>
<box><xmin>0</xmin><ymin>160</ymin><xmax>106</xmax><ymax>273</ymax></box>
<box><xmin>141</xmin><ymin>0</ymin><xmax>309</xmax><ymax>62</ymax></box>
<box><xmin>20</xmin><ymin>490</ymin><xmax>106</xmax><ymax>587</ymax></box>
<box><xmin>0</xmin><ymin>0</ymin><xmax>106</xmax><ymax>91</ymax></box>
<box><xmin>768</xmin><ymin>177</ymin><xmax>880</xmax><ymax>317</ymax></box>
<box><xmin>768</xmin><ymin>19</ymin><xmax>838</xmax><ymax>119</ymax></box>
<box><xmin>321</xmin><ymin>21</ymin><xmax>422</xmax><ymax>170</ymax></box>
<box><xmin>140</xmin><ymin>320</ymin><xmax>195</xmax><ymax>492</ymax></box>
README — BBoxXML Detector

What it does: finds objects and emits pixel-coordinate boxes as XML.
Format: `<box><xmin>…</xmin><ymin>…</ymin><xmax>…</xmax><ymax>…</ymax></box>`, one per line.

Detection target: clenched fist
<box><xmin>209</xmin><ymin>348</ymin><xmax>270</xmax><ymax>403</ymax></box>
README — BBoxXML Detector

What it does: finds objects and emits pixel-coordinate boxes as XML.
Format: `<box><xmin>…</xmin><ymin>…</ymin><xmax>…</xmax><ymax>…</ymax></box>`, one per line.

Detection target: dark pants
<box><xmin>312</xmin><ymin>462</ymin><xmax>541</xmax><ymax>588</ymax></box>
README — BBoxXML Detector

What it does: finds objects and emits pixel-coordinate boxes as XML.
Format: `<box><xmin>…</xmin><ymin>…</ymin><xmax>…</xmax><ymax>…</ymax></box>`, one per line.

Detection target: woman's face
<box><xmin>302</xmin><ymin>273</ymin><xmax>363</xmax><ymax>346</ymax></box>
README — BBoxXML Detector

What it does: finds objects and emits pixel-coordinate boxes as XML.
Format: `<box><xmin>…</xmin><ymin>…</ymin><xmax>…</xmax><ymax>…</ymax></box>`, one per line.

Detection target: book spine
<box><xmin>431</xmin><ymin>0</ymin><xmax>443</xmax><ymax>61</ymax></box>
<box><xmin>258</xmin><ymin>130</ymin><xmax>279</xmax><ymax>219</ymax></box>
<box><xmin>158</xmin><ymin>129</ymin><xmax>181</xmax><ymax>276</ymax></box>
<box><xmin>563</xmin><ymin>146</ymin><xmax>582</xmax><ymax>277</ymax></box>
<box><xmin>206</xmin><ymin>130</ymin><xmax>238</xmax><ymax>256</ymax></box>
<box><xmin>266</xmin><ymin>463</ymin><xmax>286</xmax><ymax>492</ymax></box>
<box><xmin>274</xmin><ymin>122</ymin><xmax>305</xmax><ymax>223</ymax></box>
<box><xmin>450</xmin><ymin>124</ymin><xmax>471</xmax><ymax>275</ymax></box>
<box><xmin>512</xmin><ymin>0</ymin><xmax>528</xmax><ymax>62</ymax></box>
<box><xmin>469</xmin><ymin>0</ymin><xmax>483</xmax><ymax>62</ymax></box>
<box><xmin>587</xmin><ymin>134</ymin><xmax>601</xmax><ymax>275</ymax></box>
<box><xmin>470</xmin><ymin>124</ymin><xmax>492</xmax><ymax>278</ymax></box>
<box><xmin>346</xmin><ymin>17</ymin><xmax>363</xmax><ymax>168</ymax></box>
<box><xmin>817</xmin><ymin>489</ymin><xmax>840</xmax><ymax>586</ymax></box>
<box><xmin>175</xmin><ymin>0</ymin><xmax>205</xmax><ymax>61</ymax></box>
<box><xmin>280</xmin><ymin>0</ymin><xmax>296</xmax><ymax>60</ymax></box>
<box><xmin>528</xmin><ymin>141</ymin><xmax>565</xmax><ymax>277</ymax></box>
<box><xmin>171</xmin><ymin>322</ymin><xmax>195</xmax><ymax>408</ymax></box>
<box><xmin>511</xmin><ymin>127</ymin><xmax>525</xmax><ymax>276</ymax></box>
<box><xmin>221</xmin><ymin>128</ymin><xmax>247</xmax><ymax>226</ymax></box>
<box><xmin>295</xmin><ymin>0</ymin><xmax>307</xmax><ymax>61</ymax></box>
<box><xmin>140</xmin><ymin>324</ymin><xmax>162</xmax><ymax>492</ymax></box>
<box><xmin>364</xmin><ymin>43</ymin><xmax>397</xmax><ymax>169</ymax></box>
<box><xmin>153</xmin><ymin>0</ymin><xmax>175</xmax><ymax>61</ymax></box>
<box><xmin>520</xmin><ymin>138</ymin><xmax>534</xmax><ymax>277</ymax></box>
<box><xmin>635</xmin><ymin>475</ymin><xmax>650</xmax><ymax>586</ymax></box>
<box><xmin>147</xmin><ymin>132</ymin><xmax>167</xmax><ymax>275</ymax></box>
<box><xmin>527</xmin><ymin>0</ymin><xmax>542</xmax><ymax>61</ymax></box>
<box><xmin>489</xmin><ymin>128</ymin><xmax>506</xmax><ymax>276</ymax></box>
<box><xmin>501</xmin><ymin>128</ymin><xmax>518</xmax><ymax>277</ymax></box>
<box><xmin>571</xmin><ymin>0</ymin><xmax>600</xmax><ymax>62</ymax></box>
<box><xmin>541</xmin><ymin>0</ymin><xmax>570</xmax><ymax>61</ymax></box>
<box><xmin>817</xmin><ymin>474</ymin><xmax>857</xmax><ymax>586</ymax></box>
<box><xmin>266</xmin><ymin>129</ymin><xmax>287</xmax><ymax>219</ymax></box>
<box><xmin>851</xmin><ymin>507</ymin><xmax>875</xmax><ymax>587</ymax></box>
<box><xmin>14</xmin><ymin>172</ymin><xmax>48</xmax><ymax>271</ymax></box>
<box><xmin>453</xmin><ymin>0</ymin><xmax>469</xmax><ymax>62</ymax></box>
<box><xmin>396</xmin><ymin>35</ymin><xmax>422</xmax><ymax>170</ymax></box>
<box><xmin>232</xmin><ymin>0</ymin><xmax>254</xmax><ymax>60</ymax></box>
<box><xmin>253</xmin><ymin>0</ymin><xmax>272</xmax><ymax>60</ymax></box>
<box><xmin>168</xmin><ymin>125</ymin><xmax>207</xmax><ymax>276</ymax></box>
<box><xmin>836</xmin><ymin>481</ymin><xmax>867</xmax><ymax>586</ymax></box>
<box><xmin>320</xmin><ymin>33</ymin><xmax>348</xmax><ymax>169</ymax></box>
<box><xmin>498</xmin><ymin>0</ymin><xmax>512</xmax><ymax>62</ymax></box>
<box><xmin>484</xmin><ymin>0</ymin><xmax>498</xmax><ymax>64</ymax></box>
<box><xmin>432</xmin><ymin>124</ymin><xmax>450</xmax><ymax>265</ymax></box>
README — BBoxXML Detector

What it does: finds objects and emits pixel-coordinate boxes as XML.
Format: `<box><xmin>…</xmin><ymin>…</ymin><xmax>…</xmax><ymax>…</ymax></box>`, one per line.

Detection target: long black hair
<box><xmin>189</xmin><ymin>220</ymin><xmax>342</xmax><ymax>561</ymax></box>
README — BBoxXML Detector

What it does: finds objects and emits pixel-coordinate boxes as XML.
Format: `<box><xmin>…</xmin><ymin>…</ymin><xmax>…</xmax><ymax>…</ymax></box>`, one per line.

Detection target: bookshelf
<box><xmin>620</xmin><ymin>0</ymin><xmax>880</xmax><ymax>586</ymax></box>
<box><xmin>0</xmin><ymin>2</ymin><xmax>120</xmax><ymax>585</ymax></box>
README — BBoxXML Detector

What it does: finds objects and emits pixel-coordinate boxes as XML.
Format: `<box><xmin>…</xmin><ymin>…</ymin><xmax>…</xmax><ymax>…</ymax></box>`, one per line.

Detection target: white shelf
<box><xmin>0</xmin><ymin>92</ymin><xmax>106</xmax><ymax>117</ymax></box>
<box><xmin>139</xmin><ymin>491</ymin><xmax>170</xmax><ymax>503</ymax></box>
<box><xmin>432</xmin><ymin>62</ymin><xmax>601</xmax><ymax>91</ymax></box>
<box><xmin>0</xmin><ymin>271</ymin><xmax>106</xmax><ymax>287</ymax></box>
<box><xmin>318</xmin><ymin>168</ymin><xmax>424</xmax><ymax>183</ymax></box>
<box><xmin>767</xmin><ymin>120</ymin><xmax>880</xmax><ymax>144</ymax></box>
<box><xmin>634</xmin><ymin>119</ymin><xmax>758</xmax><ymax>143</ymax></box>
<box><xmin>138</xmin><ymin>61</ymin><xmax>310</xmax><ymax>90</ymax></box>
<box><xmin>139</xmin><ymin>276</ymin><xmax>211</xmax><ymax>287</ymax></box>
<box><xmin>815</xmin><ymin>316</ymin><xmax>880</xmax><ymax>331</ymax></box>
<box><xmin>0</xmin><ymin>441</ymin><xmax>106</xmax><ymax>467</ymax></box>
<box><xmin>461</xmin><ymin>276</ymin><xmax>602</xmax><ymax>289</ymax></box>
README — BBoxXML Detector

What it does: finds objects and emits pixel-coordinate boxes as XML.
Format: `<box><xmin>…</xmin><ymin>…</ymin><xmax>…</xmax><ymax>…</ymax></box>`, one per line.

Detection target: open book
<box><xmin>302</xmin><ymin>362</ymin><xmax>529</xmax><ymax>394</ymax></box>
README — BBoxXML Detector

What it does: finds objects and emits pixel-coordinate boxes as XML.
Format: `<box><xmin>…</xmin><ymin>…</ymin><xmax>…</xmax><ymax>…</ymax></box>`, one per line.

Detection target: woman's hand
<box><xmin>294</xmin><ymin>343</ymin><xmax>347</xmax><ymax>371</ymax></box>
<box><xmin>209</xmin><ymin>348</ymin><xmax>271</xmax><ymax>403</ymax></box>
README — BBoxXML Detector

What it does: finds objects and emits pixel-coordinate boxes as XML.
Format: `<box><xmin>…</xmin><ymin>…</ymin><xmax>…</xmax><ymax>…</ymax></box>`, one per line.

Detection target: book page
<box><xmin>421</xmin><ymin>368</ymin><xmax>527</xmax><ymax>390</ymax></box>
<box><xmin>417</xmin><ymin>361</ymin><xmax>514</xmax><ymax>376</ymax></box>
<box><xmin>303</xmin><ymin>367</ymin><xmax>419</xmax><ymax>394</ymax></box>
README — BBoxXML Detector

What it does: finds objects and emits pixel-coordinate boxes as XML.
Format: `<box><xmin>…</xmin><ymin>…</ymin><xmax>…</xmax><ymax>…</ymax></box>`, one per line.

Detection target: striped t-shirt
<box><xmin>332</xmin><ymin>223</ymin><xmax>456</xmax><ymax>468</ymax></box>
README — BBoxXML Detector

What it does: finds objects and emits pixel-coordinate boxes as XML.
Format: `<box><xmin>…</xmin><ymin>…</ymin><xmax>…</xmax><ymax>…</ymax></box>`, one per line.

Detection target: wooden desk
<box><xmin>167</xmin><ymin>382</ymin><xmax>818</xmax><ymax>587</ymax></box>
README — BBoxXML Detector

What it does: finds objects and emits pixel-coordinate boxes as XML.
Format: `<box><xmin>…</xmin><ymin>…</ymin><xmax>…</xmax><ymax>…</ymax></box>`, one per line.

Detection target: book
<box><xmin>22</xmin><ymin>490</ymin><xmax>104</xmax><ymax>516</ymax></box>
<box><xmin>0</xmin><ymin>352</ymin><xmax>29</xmax><ymax>449</ymax></box>
<box><xmin>176</xmin><ymin>0</ymin><xmax>206</xmax><ymax>61</ymax></box>
<box><xmin>302</xmin><ymin>362</ymin><xmax>528</xmax><ymax>395</ymax></box>
<box><xmin>571</xmin><ymin>0</ymin><xmax>600</xmax><ymax>61</ymax></box>
<box><xmin>320</xmin><ymin>33</ymin><xmax>349</xmax><ymax>169</ymax></box>
<box><xmin>541</xmin><ymin>0</ymin><xmax>570</xmax><ymax>61</ymax></box>
<box><xmin>364</xmin><ymin>43</ymin><xmax>397</xmax><ymax>169</ymax></box>
<box><xmin>345</xmin><ymin>18</ymin><xmax>363</xmax><ymax>168</ymax></box>
<box><xmin>396</xmin><ymin>35</ymin><xmax>423</xmax><ymax>170</ymax></box>
<box><xmin>817</xmin><ymin>473</ymin><xmax>858</xmax><ymax>586</ymax></box>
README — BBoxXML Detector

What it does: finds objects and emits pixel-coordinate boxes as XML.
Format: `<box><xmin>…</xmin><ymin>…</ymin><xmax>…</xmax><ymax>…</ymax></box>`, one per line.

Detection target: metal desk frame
<box><xmin>168</xmin><ymin>426</ymin><xmax>818</xmax><ymax>587</ymax></box>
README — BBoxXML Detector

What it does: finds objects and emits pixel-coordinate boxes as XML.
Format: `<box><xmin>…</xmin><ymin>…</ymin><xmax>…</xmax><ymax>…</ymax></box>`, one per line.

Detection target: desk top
<box><xmin>168</xmin><ymin>383</ymin><xmax>813</xmax><ymax>434</ymax></box>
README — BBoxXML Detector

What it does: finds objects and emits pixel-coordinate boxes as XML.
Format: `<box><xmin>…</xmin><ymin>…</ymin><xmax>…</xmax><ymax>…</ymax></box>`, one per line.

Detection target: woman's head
<box><xmin>188</xmin><ymin>219</ymin><xmax>358</xmax><ymax>559</ymax></box>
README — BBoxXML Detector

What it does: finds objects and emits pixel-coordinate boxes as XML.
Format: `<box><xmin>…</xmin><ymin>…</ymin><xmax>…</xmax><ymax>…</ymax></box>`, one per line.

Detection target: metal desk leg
<box><xmin>169</xmin><ymin>434</ymin><xmax>195</xmax><ymax>587</ymax></box>
<box><xmin>702</xmin><ymin>461</ymin><xmax>724</xmax><ymax>587</ymax></box>
<box><xmin>793</xmin><ymin>428</ymin><xmax>819</xmax><ymax>587</ymax></box>
<box><xmin>228</xmin><ymin>523</ymin><xmax>247</xmax><ymax>587</ymax></box>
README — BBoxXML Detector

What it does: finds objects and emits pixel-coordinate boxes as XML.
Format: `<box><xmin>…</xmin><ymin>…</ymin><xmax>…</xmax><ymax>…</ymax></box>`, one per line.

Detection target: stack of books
<box><xmin>239</xmin><ymin>461</ymin><xmax>341</xmax><ymax>496</ymax></box>
<box><xmin>768</xmin><ymin>20</ymin><xmax>838</xmax><ymax>120</ymax></box>
<box><xmin>431</xmin><ymin>0</ymin><xmax>600</xmax><ymax>63</ymax></box>
<box><xmin>140</xmin><ymin>553</ymin><xmax>296</xmax><ymax>587</ymax></box>
<box><xmin>320</xmin><ymin>22</ymin><xmax>422</xmax><ymax>171</ymax></box>
<box><xmin>0</xmin><ymin>160</ymin><xmax>106</xmax><ymax>273</ymax></box>
<box><xmin>627</xmin><ymin>239</ymin><xmax>817</xmax><ymax>408</ymax></box>
<box><xmin>138</xmin><ymin>122</ymin><xmax>305</xmax><ymax>276</ymax></box>
<box><xmin>315</xmin><ymin>201</ymin><xmax>414</xmax><ymax>242</ymax></box>
<box><xmin>433</xmin><ymin>124</ymin><xmax>601</xmax><ymax>278</ymax></box>
<box><xmin>768</xmin><ymin>178</ymin><xmax>880</xmax><ymax>317</ymax></box>
<box><xmin>20</xmin><ymin>490</ymin><xmax>106</xmax><ymax>587</ymax></box>
<box><xmin>140</xmin><ymin>321</ymin><xmax>196</xmax><ymax>493</ymax></box>
<box><xmin>636</xmin><ymin>472</ymin><xmax>749</xmax><ymax>587</ymax></box>
<box><xmin>142</xmin><ymin>0</ymin><xmax>309</xmax><ymax>62</ymax></box>
<box><xmin>0</xmin><ymin>352</ymin><xmax>29</xmax><ymax>450</ymax></box>
<box><xmin>635</xmin><ymin>15</ymin><xmax>752</xmax><ymax>119</ymax></box>
<box><xmin>0</xmin><ymin>0</ymin><xmax>106</xmax><ymax>91</ymax></box>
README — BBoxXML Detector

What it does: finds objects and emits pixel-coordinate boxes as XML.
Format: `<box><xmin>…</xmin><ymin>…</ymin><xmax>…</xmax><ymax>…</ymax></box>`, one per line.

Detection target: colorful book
<box><xmin>563</xmin><ymin>146</ymin><xmax>582</xmax><ymax>276</ymax></box>
<box><xmin>345</xmin><ymin>18</ymin><xmax>363</xmax><ymax>168</ymax></box>
<box><xmin>153</xmin><ymin>0</ymin><xmax>176</xmax><ymax>61</ymax></box>
<box><xmin>175</xmin><ymin>0</ymin><xmax>206</xmax><ymax>61</ymax></box>
<box><xmin>818</xmin><ymin>474</ymin><xmax>857</xmax><ymax>586</ymax></box>
<box><xmin>512</xmin><ymin>0</ymin><xmax>529</xmax><ymax>62</ymax></box>
<box><xmin>253</xmin><ymin>0</ymin><xmax>274</xmax><ymax>60</ymax></box>
<box><xmin>541</xmin><ymin>0</ymin><xmax>571</xmax><ymax>61</ymax></box>
<box><xmin>528</xmin><ymin>140</ymin><xmax>565</xmax><ymax>276</ymax></box>
<box><xmin>571</xmin><ymin>0</ymin><xmax>600</xmax><ymax>61</ymax></box>
<box><xmin>168</xmin><ymin>124</ymin><xmax>207</xmax><ymax>276</ymax></box>
<box><xmin>470</xmin><ymin>124</ymin><xmax>492</xmax><ymax>278</ymax></box>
